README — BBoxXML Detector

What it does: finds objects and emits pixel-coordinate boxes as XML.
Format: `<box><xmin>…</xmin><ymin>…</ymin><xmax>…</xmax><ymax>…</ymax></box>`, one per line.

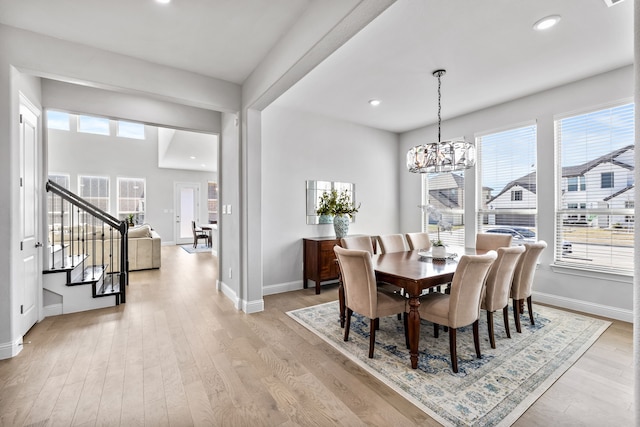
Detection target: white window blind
<box><xmin>422</xmin><ymin>172</ymin><xmax>465</xmax><ymax>248</ymax></box>
<box><xmin>207</xmin><ymin>182</ymin><xmax>218</xmax><ymax>223</ymax></box>
<box><xmin>79</xmin><ymin>175</ymin><xmax>110</xmax><ymax>213</ymax></box>
<box><xmin>117</xmin><ymin>177</ymin><xmax>146</xmax><ymax>225</ymax></box>
<box><xmin>555</xmin><ymin>102</ymin><xmax>634</xmax><ymax>274</ymax></box>
<box><xmin>476</xmin><ymin>124</ymin><xmax>538</xmax><ymax>244</ymax></box>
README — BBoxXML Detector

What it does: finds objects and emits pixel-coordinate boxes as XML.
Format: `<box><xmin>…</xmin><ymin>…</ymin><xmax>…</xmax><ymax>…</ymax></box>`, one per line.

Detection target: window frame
<box><xmin>117</xmin><ymin>177</ymin><xmax>146</xmax><ymax>225</ymax></box>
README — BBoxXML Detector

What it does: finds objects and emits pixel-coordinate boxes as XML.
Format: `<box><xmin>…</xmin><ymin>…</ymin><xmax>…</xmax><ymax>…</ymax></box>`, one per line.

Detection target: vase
<box><xmin>318</xmin><ymin>214</ymin><xmax>334</xmax><ymax>224</ymax></box>
<box><xmin>432</xmin><ymin>245</ymin><xmax>447</xmax><ymax>259</ymax></box>
<box><xmin>333</xmin><ymin>214</ymin><xmax>350</xmax><ymax>238</ymax></box>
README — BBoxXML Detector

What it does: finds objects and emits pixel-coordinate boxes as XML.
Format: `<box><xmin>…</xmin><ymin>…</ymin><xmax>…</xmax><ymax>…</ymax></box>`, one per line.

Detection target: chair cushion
<box><xmin>417</xmin><ymin>293</ymin><xmax>450</xmax><ymax>326</ymax></box>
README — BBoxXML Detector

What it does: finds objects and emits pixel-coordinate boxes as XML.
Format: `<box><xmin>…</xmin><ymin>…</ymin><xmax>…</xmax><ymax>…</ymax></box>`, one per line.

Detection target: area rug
<box><xmin>287</xmin><ymin>302</ymin><xmax>610</xmax><ymax>427</ymax></box>
<box><xmin>179</xmin><ymin>244</ymin><xmax>212</xmax><ymax>254</ymax></box>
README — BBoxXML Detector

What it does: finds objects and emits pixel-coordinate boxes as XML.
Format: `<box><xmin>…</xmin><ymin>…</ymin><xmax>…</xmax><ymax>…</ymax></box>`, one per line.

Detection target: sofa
<box><xmin>49</xmin><ymin>223</ymin><xmax>161</xmax><ymax>271</ymax></box>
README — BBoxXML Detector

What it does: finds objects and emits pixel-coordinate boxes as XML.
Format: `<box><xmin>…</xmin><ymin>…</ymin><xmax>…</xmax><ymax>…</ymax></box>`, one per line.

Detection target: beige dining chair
<box><xmin>511</xmin><ymin>241</ymin><xmax>547</xmax><ymax>333</ymax></box>
<box><xmin>340</xmin><ymin>236</ymin><xmax>375</xmax><ymax>254</ymax></box>
<box><xmin>334</xmin><ymin>246</ymin><xmax>407</xmax><ymax>358</ymax></box>
<box><xmin>405</xmin><ymin>232</ymin><xmax>431</xmax><ymax>251</ymax></box>
<box><xmin>481</xmin><ymin>245</ymin><xmax>525</xmax><ymax>348</ymax></box>
<box><xmin>476</xmin><ymin>233</ymin><xmax>513</xmax><ymax>251</ymax></box>
<box><xmin>413</xmin><ymin>251</ymin><xmax>497</xmax><ymax>373</ymax></box>
<box><xmin>377</xmin><ymin>234</ymin><xmax>407</xmax><ymax>254</ymax></box>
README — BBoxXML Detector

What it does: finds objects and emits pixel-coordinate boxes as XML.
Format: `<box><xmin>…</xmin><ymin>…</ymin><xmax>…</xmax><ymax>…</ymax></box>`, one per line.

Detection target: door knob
<box><xmin>35</xmin><ymin>242</ymin><xmax>43</xmax><ymax>248</ymax></box>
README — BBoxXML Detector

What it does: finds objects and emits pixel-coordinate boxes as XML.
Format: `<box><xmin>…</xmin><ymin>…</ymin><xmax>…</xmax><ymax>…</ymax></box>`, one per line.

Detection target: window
<box><xmin>78</xmin><ymin>115</ymin><xmax>110</xmax><ymax>135</ymax></box>
<box><xmin>117</xmin><ymin>177</ymin><xmax>145</xmax><ymax>225</ymax></box>
<box><xmin>207</xmin><ymin>182</ymin><xmax>218</xmax><ymax>223</ymax></box>
<box><xmin>422</xmin><ymin>171</ymin><xmax>466</xmax><ymax>248</ymax></box>
<box><xmin>47</xmin><ymin>173</ymin><xmax>70</xmax><ymax>217</ymax></box>
<box><xmin>600</xmin><ymin>172</ymin><xmax>614</xmax><ymax>189</ymax></box>
<box><xmin>477</xmin><ymin>123</ymin><xmax>537</xmax><ymax>239</ymax></box>
<box><xmin>46</xmin><ymin>110</ymin><xmax>70</xmax><ymax>130</ymax></box>
<box><xmin>78</xmin><ymin>175</ymin><xmax>109</xmax><ymax>213</ymax></box>
<box><xmin>555</xmin><ymin>102</ymin><xmax>634</xmax><ymax>273</ymax></box>
<box><xmin>567</xmin><ymin>176</ymin><xmax>586</xmax><ymax>192</ymax></box>
<box><xmin>117</xmin><ymin>121</ymin><xmax>145</xmax><ymax>140</ymax></box>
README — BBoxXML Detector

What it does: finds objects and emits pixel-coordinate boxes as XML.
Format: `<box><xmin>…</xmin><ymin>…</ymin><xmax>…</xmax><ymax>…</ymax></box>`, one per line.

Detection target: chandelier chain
<box><xmin>437</xmin><ymin>72</ymin><xmax>442</xmax><ymax>143</ymax></box>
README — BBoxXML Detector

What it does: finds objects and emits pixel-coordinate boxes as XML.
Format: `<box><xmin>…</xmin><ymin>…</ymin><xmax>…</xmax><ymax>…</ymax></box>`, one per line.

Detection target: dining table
<box><xmin>338</xmin><ymin>247</ymin><xmax>481</xmax><ymax>369</ymax></box>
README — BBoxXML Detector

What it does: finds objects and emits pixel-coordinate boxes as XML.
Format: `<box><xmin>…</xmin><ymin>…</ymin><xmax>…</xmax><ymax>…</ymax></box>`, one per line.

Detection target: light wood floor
<box><xmin>0</xmin><ymin>245</ymin><xmax>633</xmax><ymax>426</ymax></box>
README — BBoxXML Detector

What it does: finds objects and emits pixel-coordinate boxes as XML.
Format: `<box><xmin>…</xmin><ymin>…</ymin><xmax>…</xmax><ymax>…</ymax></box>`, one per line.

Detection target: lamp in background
<box><xmin>406</xmin><ymin>69</ymin><xmax>475</xmax><ymax>173</ymax></box>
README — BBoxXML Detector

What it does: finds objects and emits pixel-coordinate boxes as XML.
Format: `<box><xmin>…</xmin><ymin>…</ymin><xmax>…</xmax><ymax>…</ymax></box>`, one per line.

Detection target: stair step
<box><xmin>68</xmin><ymin>265</ymin><xmax>108</xmax><ymax>286</ymax></box>
<box><xmin>95</xmin><ymin>273</ymin><xmax>122</xmax><ymax>298</ymax></box>
<box><xmin>44</xmin><ymin>254</ymin><xmax>88</xmax><ymax>272</ymax></box>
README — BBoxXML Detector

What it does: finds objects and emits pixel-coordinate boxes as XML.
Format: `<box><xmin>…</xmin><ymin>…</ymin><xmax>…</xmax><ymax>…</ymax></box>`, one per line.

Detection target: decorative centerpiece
<box><xmin>420</xmin><ymin>204</ymin><xmax>452</xmax><ymax>260</ymax></box>
<box><xmin>317</xmin><ymin>189</ymin><xmax>360</xmax><ymax>238</ymax></box>
<box><xmin>316</xmin><ymin>190</ymin><xmax>335</xmax><ymax>224</ymax></box>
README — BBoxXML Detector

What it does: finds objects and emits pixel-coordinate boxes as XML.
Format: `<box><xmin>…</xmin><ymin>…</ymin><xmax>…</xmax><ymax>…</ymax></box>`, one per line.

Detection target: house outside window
<box><xmin>477</xmin><ymin>123</ymin><xmax>537</xmax><ymax>236</ymax></box>
<box><xmin>555</xmin><ymin>102</ymin><xmax>634</xmax><ymax>273</ymax></box>
<box><xmin>567</xmin><ymin>176</ymin><xmax>586</xmax><ymax>191</ymax></box>
<box><xmin>422</xmin><ymin>172</ymin><xmax>466</xmax><ymax>248</ymax></box>
<box><xmin>601</xmin><ymin>172</ymin><xmax>614</xmax><ymax>189</ymax></box>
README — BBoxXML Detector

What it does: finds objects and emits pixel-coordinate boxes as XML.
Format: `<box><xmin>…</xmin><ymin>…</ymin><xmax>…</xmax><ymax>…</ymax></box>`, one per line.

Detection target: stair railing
<box><xmin>46</xmin><ymin>179</ymin><xmax>128</xmax><ymax>303</ymax></box>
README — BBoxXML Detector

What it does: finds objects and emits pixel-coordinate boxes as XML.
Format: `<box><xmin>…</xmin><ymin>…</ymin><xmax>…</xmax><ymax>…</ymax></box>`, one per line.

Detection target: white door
<box><xmin>175</xmin><ymin>182</ymin><xmax>200</xmax><ymax>244</ymax></box>
<box><xmin>19</xmin><ymin>96</ymin><xmax>40</xmax><ymax>335</ymax></box>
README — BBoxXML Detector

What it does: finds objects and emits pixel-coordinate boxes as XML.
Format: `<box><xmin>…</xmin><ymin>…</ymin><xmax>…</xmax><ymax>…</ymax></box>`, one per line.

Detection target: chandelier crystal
<box><xmin>406</xmin><ymin>69</ymin><xmax>476</xmax><ymax>173</ymax></box>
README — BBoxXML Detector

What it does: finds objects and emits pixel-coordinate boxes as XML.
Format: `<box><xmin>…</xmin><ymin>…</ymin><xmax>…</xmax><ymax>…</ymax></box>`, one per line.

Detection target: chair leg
<box><xmin>338</xmin><ymin>283</ymin><xmax>345</xmax><ymax>328</ymax></box>
<box><xmin>434</xmin><ymin>323</ymin><xmax>439</xmax><ymax>338</ymax></box>
<box><xmin>374</xmin><ymin>318</ymin><xmax>380</xmax><ymax>330</ymax></box>
<box><xmin>473</xmin><ymin>320</ymin><xmax>481</xmax><ymax>358</ymax></box>
<box><xmin>344</xmin><ymin>309</ymin><xmax>352</xmax><ymax>342</ymax></box>
<box><xmin>503</xmin><ymin>306</ymin><xmax>511</xmax><ymax>338</ymax></box>
<box><xmin>513</xmin><ymin>299</ymin><xmax>522</xmax><ymax>333</ymax></box>
<box><xmin>487</xmin><ymin>310</ymin><xmax>496</xmax><ymax>349</ymax></box>
<box><xmin>527</xmin><ymin>296</ymin><xmax>535</xmax><ymax>325</ymax></box>
<box><xmin>369</xmin><ymin>318</ymin><xmax>376</xmax><ymax>358</ymax></box>
<box><xmin>449</xmin><ymin>327</ymin><xmax>458</xmax><ymax>373</ymax></box>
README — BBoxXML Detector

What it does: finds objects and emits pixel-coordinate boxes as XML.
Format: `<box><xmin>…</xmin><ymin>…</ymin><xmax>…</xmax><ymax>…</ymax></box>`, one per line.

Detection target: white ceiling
<box><xmin>0</xmin><ymin>0</ymin><xmax>634</xmax><ymax>135</ymax></box>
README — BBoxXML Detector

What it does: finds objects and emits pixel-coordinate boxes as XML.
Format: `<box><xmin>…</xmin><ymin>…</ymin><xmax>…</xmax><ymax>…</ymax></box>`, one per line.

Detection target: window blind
<box><xmin>422</xmin><ymin>172</ymin><xmax>465</xmax><ymax>248</ymax></box>
<box><xmin>555</xmin><ymin>102</ymin><xmax>634</xmax><ymax>274</ymax></box>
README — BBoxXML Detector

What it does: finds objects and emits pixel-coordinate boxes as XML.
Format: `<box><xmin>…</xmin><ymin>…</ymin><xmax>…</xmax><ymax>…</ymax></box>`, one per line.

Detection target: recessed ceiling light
<box><xmin>156</xmin><ymin>0</ymin><xmax>171</xmax><ymax>4</ymax></box>
<box><xmin>368</xmin><ymin>99</ymin><xmax>381</xmax><ymax>107</ymax></box>
<box><xmin>190</xmin><ymin>156</ymin><xmax>196</xmax><ymax>160</ymax></box>
<box><xmin>201</xmin><ymin>164</ymin><xmax>206</xmax><ymax>168</ymax></box>
<box><xmin>533</xmin><ymin>15</ymin><xmax>561</xmax><ymax>31</ymax></box>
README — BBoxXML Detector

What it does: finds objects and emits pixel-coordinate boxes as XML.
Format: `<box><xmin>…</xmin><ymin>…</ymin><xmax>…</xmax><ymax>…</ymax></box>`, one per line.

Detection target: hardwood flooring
<box><xmin>0</xmin><ymin>245</ymin><xmax>633</xmax><ymax>426</ymax></box>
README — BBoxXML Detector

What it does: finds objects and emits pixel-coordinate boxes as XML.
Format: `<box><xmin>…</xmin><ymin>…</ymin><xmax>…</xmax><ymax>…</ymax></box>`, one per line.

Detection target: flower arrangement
<box><xmin>421</xmin><ymin>204</ymin><xmax>452</xmax><ymax>246</ymax></box>
<box><xmin>317</xmin><ymin>189</ymin><xmax>360</xmax><ymax>218</ymax></box>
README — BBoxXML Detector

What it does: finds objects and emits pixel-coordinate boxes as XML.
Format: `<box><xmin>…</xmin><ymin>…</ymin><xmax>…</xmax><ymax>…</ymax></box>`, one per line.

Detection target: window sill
<box><xmin>549</xmin><ymin>263</ymin><xmax>633</xmax><ymax>284</ymax></box>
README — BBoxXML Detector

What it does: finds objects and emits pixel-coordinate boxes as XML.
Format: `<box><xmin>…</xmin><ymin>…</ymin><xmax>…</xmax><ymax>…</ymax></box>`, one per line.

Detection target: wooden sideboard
<box><xmin>303</xmin><ymin>236</ymin><xmax>341</xmax><ymax>294</ymax></box>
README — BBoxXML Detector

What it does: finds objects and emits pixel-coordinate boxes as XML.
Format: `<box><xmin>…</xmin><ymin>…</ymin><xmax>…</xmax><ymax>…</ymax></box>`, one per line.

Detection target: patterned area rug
<box><xmin>287</xmin><ymin>302</ymin><xmax>610</xmax><ymax>426</ymax></box>
<box><xmin>179</xmin><ymin>244</ymin><xmax>211</xmax><ymax>254</ymax></box>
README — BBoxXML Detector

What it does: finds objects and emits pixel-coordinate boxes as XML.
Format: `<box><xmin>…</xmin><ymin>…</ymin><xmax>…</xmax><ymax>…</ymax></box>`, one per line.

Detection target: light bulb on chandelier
<box><xmin>406</xmin><ymin>69</ymin><xmax>476</xmax><ymax>174</ymax></box>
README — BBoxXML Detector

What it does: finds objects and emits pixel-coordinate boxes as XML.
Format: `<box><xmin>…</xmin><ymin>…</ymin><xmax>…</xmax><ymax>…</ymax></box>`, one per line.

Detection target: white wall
<box><xmin>261</xmin><ymin>105</ymin><xmax>399</xmax><ymax>294</ymax></box>
<box><xmin>47</xmin><ymin>121</ymin><xmax>216</xmax><ymax>243</ymax></box>
<box><xmin>400</xmin><ymin>66</ymin><xmax>634</xmax><ymax>321</ymax></box>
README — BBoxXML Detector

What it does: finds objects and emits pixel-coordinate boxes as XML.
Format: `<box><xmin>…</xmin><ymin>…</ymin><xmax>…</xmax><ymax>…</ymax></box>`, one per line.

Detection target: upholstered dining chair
<box><xmin>377</xmin><ymin>234</ymin><xmax>407</xmax><ymax>254</ymax></box>
<box><xmin>413</xmin><ymin>251</ymin><xmax>497</xmax><ymax>373</ymax></box>
<box><xmin>334</xmin><ymin>246</ymin><xmax>407</xmax><ymax>358</ymax></box>
<box><xmin>481</xmin><ymin>245</ymin><xmax>525</xmax><ymax>348</ymax></box>
<box><xmin>340</xmin><ymin>235</ymin><xmax>375</xmax><ymax>254</ymax></box>
<box><xmin>476</xmin><ymin>233</ymin><xmax>512</xmax><ymax>251</ymax></box>
<box><xmin>511</xmin><ymin>241</ymin><xmax>547</xmax><ymax>333</ymax></box>
<box><xmin>191</xmin><ymin>220</ymin><xmax>209</xmax><ymax>248</ymax></box>
<box><xmin>405</xmin><ymin>232</ymin><xmax>432</xmax><ymax>251</ymax></box>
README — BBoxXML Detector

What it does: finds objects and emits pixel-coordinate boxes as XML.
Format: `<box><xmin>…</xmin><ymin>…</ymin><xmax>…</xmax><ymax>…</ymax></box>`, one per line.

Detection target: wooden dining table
<box><xmin>338</xmin><ymin>247</ymin><xmax>479</xmax><ymax>369</ymax></box>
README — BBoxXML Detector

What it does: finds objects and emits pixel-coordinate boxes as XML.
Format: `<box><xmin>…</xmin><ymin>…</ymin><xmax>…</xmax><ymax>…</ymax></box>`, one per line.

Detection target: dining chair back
<box><xmin>191</xmin><ymin>220</ymin><xmax>209</xmax><ymax>248</ymax></box>
<box><xmin>377</xmin><ymin>234</ymin><xmax>407</xmax><ymax>254</ymax></box>
<box><xmin>482</xmin><ymin>245</ymin><xmax>525</xmax><ymax>348</ymax></box>
<box><xmin>476</xmin><ymin>233</ymin><xmax>512</xmax><ymax>251</ymax></box>
<box><xmin>405</xmin><ymin>232</ymin><xmax>431</xmax><ymax>251</ymax></box>
<box><xmin>340</xmin><ymin>235</ymin><xmax>375</xmax><ymax>254</ymax></box>
<box><xmin>511</xmin><ymin>240</ymin><xmax>547</xmax><ymax>332</ymax></box>
<box><xmin>415</xmin><ymin>251</ymin><xmax>497</xmax><ymax>372</ymax></box>
<box><xmin>334</xmin><ymin>246</ymin><xmax>407</xmax><ymax>358</ymax></box>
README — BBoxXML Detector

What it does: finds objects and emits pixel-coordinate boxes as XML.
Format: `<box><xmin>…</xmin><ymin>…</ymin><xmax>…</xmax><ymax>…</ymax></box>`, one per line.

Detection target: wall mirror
<box><xmin>306</xmin><ymin>180</ymin><xmax>356</xmax><ymax>225</ymax></box>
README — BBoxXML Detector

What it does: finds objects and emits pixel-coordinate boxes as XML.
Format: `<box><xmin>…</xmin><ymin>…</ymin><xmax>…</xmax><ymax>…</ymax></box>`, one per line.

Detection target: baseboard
<box><xmin>243</xmin><ymin>298</ymin><xmax>264</xmax><ymax>314</ymax></box>
<box><xmin>43</xmin><ymin>303</ymin><xmax>63</xmax><ymax>318</ymax></box>
<box><xmin>0</xmin><ymin>336</ymin><xmax>23</xmax><ymax>360</ymax></box>
<box><xmin>263</xmin><ymin>280</ymin><xmax>303</xmax><ymax>296</ymax></box>
<box><xmin>218</xmin><ymin>280</ymin><xmax>241</xmax><ymax>310</ymax></box>
<box><xmin>533</xmin><ymin>291</ymin><xmax>632</xmax><ymax>323</ymax></box>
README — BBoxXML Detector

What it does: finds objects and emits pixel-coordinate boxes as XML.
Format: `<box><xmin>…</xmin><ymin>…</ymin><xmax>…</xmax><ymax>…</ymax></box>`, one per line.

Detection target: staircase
<box><xmin>43</xmin><ymin>180</ymin><xmax>128</xmax><ymax>315</ymax></box>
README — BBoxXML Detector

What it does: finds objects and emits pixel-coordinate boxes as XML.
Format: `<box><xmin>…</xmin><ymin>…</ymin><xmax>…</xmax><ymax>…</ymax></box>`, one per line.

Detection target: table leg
<box><xmin>408</xmin><ymin>295</ymin><xmax>421</xmax><ymax>369</ymax></box>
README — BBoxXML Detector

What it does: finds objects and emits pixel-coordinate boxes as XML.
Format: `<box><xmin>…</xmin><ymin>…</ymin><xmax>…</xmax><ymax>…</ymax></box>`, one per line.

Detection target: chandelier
<box><xmin>406</xmin><ymin>69</ymin><xmax>475</xmax><ymax>173</ymax></box>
